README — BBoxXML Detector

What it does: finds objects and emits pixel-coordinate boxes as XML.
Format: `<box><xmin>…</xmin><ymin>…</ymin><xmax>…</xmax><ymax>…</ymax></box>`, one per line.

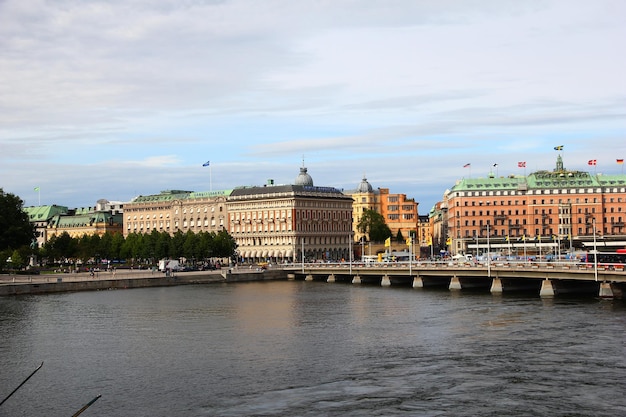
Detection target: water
<box><xmin>1</xmin><ymin>282</ymin><xmax>625</xmax><ymax>416</ymax></box>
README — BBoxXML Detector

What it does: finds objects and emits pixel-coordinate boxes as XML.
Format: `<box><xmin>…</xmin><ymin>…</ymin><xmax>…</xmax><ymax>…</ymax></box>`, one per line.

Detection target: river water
<box><xmin>1</xmin><ymin>281</ymin><xmax>625</xmax><ymax>416</ymax></box>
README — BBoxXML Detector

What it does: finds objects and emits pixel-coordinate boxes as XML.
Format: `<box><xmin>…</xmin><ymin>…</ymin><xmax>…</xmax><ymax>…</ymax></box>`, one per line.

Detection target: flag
<box><xmin>34</xmin><ymin>187</ymin><xmax>40</xmax><ymax>191</ymax></box>
<box><xmin>505</xmin><ymin>235</ymin><xmax>510</xmax><ymax>242</ymax></box>
<box><xmin>518</xmin><ymin>161</ymin><xmax>526</xmax><ymax>168</ymax></box>
<box><xmin>617</xmin><ymin>159</ymin><xmax>624</xmax><ymax>164</ymax></box>
<box><xmin>427</xmin><ymin>236</ymin><xmax>432</xmax><ymax>246</ymax></box>
<box><xmin>554</xmin><ymin>145</ymin><xmax>564</xmax><ymax>151</ymax></box>
<box><xmin>406</xmin><ymin>237</ymin><xmax>412</xmax><ymax>246</ymax></box>
<box><xmin>202</xmin><ymin>161</ymin><xmax>210</xmax><ymax>167</ymax></box>
<box><xmin>384</xmin><ymin>237</ymin><xmax>391</xmax><ymax>247</ymax></box>
<box><xmin>493</xmin><ymin>163</ymin><xmax>498</xmax><ymax>167</ymax></box>
<box><xmin>463</xmin><ymin>163</ymin><xmax>471</xmax><ymax>168</ymax></box>
<box><xmin>446</xmin><ymin>237</ymin><xmax>452</xmax><ymax>245</ymax></box>
<box><xmin>588</xmin><ymin>159</ymin><xmax>597</xmax><ymax>166</ymax></box>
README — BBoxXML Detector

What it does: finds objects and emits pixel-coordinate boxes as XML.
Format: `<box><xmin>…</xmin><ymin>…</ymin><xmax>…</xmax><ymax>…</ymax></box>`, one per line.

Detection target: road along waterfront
<box><xmin>1</xmin><ymin>280</ymin><xmax>624</xmax><ymax>416</ymax></box>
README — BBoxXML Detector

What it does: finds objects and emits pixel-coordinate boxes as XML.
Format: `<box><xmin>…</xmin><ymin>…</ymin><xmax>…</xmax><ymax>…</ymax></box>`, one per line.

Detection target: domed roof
<box><xmin>295</xmin><ymin>166</ymin><xmax>314</xmax><ymax>186</ymax></box>
<box><xmin>356</xmin><ymin>175</ymin><xmax>373</xmax><ymax>193</ymax></box>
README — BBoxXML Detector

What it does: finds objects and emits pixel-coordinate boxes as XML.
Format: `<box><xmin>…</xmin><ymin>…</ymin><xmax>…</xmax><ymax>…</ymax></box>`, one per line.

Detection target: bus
<box><xmin>585</xmin><ymin>249</ymin><xmax>626</xmax><ymax>269</ymax></box>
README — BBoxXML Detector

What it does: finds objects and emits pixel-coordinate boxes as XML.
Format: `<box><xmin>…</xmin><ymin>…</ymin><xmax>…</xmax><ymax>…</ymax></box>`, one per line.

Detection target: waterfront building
<box><xmin>344</xmin><ymin>177</ymin><xmax>420</xmax><ymax>244</ymax></box>
<box><xmin>378</xmin><ymin>187</ymin><xmax>419</xmax><ymax>241</ymax></box>
<box><xmin>24</xmin><ymin>205</ymin><xmax>70</xmax><ymax>247</ymax></box>
<box><xmin>427</xmin><ymin>202</ymin><xmax>447</xmax><ymax>257</ymax></box>
<box><xmin>226</xmin><ymin>167</ymin><xmax>354</xmax><ymax>263</ymax></box>
<box><xmin>444</xmin><ymin>155</ymin><xmax>626</xmax><ymax>256</ymax></box>
<box><xmin>123</xmin><ymin>190</ymin><xmax>230</xmax><ymax>237</ymax></box>
<box><xmin>46</xmin><ymin>206</ymin><xmax>123</xmax><ymax>240</ymax></box>
<box><xmin>345</xmin><ymin>176</ymin><xmax>379</xmax><ymax>243</ymax></box>
<box><xmin>417</xmin><ymin>214</ymin><xmax>431</xmax><ymax>253</ymax></box>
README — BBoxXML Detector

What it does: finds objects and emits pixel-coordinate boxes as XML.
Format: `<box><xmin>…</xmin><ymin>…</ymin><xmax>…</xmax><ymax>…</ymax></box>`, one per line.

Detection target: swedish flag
<box><xmin>554</xmin><ymin>145</ymin><xmax>564</xmax><ymax>151</ymax></box>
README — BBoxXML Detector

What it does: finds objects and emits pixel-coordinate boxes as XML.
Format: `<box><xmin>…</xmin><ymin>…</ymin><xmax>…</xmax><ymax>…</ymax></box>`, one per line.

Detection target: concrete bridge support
<box><xmin>327</xmin><ymin>274</ymin><xmax>335</xmax><ymax>283</ymax></box>
<box><xmin>598</xmin><ymin>282</ymin><xmax>621</xmax><ymax>299</ymax></box>
<box><xmin>287</xmin><ymin>273</ymin><xmax>296</xmax><ymax>280</ymax></box>
<box><xmin>412</xmin><ymin>276</ymin><xmax>424</xmax><ymax>288</ymax></box>
<box><xmin>381</xmin><ymin>275</ymin><xmax>391</xmax><ymax>287</ymax></box>
<box><xmin>490</xmin><ymin>278</ymin><xmax>503</xmax><ymax>294</ymax></box>
<box><xmin>305</xmin><ymin>274</ymin><xmax>314</xmax><ymax>281</ymax></box>
<box><xmin>449</xmin><ymin>276</ymin><xmax>462</xmax><ymax>290</ymax></box>
<box><xmin>352</xmin><ymin>275</ymin><xmax>362</xmax><ymax>284</ymax></box>
<box><xmin>540</xmin><ymin>279</ymin><xmax>556</xmax><ymax>297</ymax></box>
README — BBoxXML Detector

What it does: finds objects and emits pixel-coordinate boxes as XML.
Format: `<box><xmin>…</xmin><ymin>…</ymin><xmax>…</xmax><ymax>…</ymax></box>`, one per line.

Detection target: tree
<box><xmin>356</xmin><ymin>209</ymin><xmax>391</xmax><ymax>242</ymax></box>
<box><xmin>395</xmin><ymin>230</ymin><xmax>404</xmax><ymax>243</ymax></box>
<box><xmin>0</xmin><ymin>189</ymin><xmax>35</xmax><ymax>251</ymax></box>
<box><xmin>213</xmin><ymin>229</ymin><xmax>237</xmax><ymax>258</ymax></box>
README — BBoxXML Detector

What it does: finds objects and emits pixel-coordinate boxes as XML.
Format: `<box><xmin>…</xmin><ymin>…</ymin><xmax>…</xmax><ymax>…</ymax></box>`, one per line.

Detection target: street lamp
<box><xmin>593</xmin><ymin>218</ymin><xmax>598</xmax><ymax>282</ymax></box>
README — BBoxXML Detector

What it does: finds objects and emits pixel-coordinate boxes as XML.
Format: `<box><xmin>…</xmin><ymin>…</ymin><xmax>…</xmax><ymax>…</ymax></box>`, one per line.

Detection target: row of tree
<box><xmin>39</xmin><ymin>229</ymin><xmax>237</xmax><ymax>267</ymax></box>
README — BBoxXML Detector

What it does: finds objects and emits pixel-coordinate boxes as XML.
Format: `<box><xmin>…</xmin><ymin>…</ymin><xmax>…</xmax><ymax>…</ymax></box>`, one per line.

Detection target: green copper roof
<box><xmin>131</xmin><ymin>189</ymin><xmax>232</xmax><ymax>203</ymax></box>
<box><xmin>49</xmin><ymin>212</ymin><xmax>122</xmax><ymax>228</ymax></box>
<box><xmin>24</xmin><ymin>205</ymin><xmax>69</xmax><ymax>222</ymax></box>
<box><xmin>451</xmin><ymin>171</ymin><xmax>626</xmax><ymax>192</ymax></box>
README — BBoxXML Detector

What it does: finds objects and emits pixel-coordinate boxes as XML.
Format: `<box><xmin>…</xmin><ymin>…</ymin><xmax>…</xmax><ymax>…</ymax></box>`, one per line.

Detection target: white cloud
<box><xmin>0</xmin><ymin>0</ymin><xmax>624</xmax><ymax>211</ymax></box>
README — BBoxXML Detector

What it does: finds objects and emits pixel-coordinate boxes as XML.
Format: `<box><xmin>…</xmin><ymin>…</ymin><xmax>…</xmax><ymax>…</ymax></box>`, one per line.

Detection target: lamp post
<box><xmin>349</xmin><ymin>233</ymin><xmax>353</xmax><ymax>275</ymax></box>
<box><xmin>486</xmin><ymin>225</ymin><xmax>491</xmax><ymax>278</ymax></box>
<box><xmin>593</xmin><ymin>218</ymin><xmax>598</xmax><ymax>282</ymax></box>
<box><xmin>301</xmin><ymin>237</ymin><xmax>305</xmax><ymax>274</ymax></box>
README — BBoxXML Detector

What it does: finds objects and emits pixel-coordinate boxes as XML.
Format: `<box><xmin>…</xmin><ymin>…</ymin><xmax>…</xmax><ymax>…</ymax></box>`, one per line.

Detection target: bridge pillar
<box><xmin>327</xmin><ymin>274</ymin><xmax>336</xmax><ymax>283</ymax></box>
<box><xmin>599</xmin><ymin>282</ymin><xmax>619</xmax><ymax>299</ymax></box>
<box><xmin>539</xmin><ymin>279</ymin><xmax>555</xmax><ymax>297</ymax></box>
<box><xmin>352</xmin><ymin>275</ymin><xmax>361</xmax><ymax>284</ymax></box>
<box><xmin>287</xmin><ymin>273</ymin><xmax>296</xmax><ymax>280</ymax></box>
<box><xmin>305</xmin><ymin>274</ymin><xmax>314</xmax><ymax>281</ymax></box>
<box><xmin>449</xmin><ymin>276</ymin><xmax>462</xmax><ymax>290</ymax></box>
<box><xmin>381</xmin><ymin>275</ymin><xmax>391</xmax><ymax>287</ymax></box>
<box><xmin>490</xmin><ymin>278</ymin><xmax>503</xmax><ymax>294</ymax></box>
<box><xmin>412</xmin><ymin>276</ymin><xmax>424</xmax><ymax>288</ymax></box>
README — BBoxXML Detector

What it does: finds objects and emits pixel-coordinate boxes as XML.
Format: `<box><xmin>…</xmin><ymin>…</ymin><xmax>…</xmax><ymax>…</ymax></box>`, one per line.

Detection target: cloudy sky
<box><xmin>2</xmin><ymin>0</ymin><xmax>625</xmax><ymax>212</ymax></box>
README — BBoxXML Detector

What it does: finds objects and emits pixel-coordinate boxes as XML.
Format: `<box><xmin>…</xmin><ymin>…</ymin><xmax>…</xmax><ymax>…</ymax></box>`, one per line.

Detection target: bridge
<box><xmin>283</xmin><ymin>262</ymin><xmax>626</xmax><ymax>299</ymax></box>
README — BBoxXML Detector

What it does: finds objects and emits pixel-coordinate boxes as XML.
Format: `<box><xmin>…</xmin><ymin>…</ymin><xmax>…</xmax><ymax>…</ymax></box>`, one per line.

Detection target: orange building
<box><xmin>444</xmin><ymin>155</ymin><xmax>626</xmax><ymax>256</ymax></box>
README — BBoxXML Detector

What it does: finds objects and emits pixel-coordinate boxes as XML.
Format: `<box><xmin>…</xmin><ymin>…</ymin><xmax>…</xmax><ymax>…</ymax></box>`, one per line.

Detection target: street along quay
<box><xmin>285</xmin><ymin>261</ymin><xmax>626</xmax><ymax>299</ymax></box>
<box><xmin>0</xmin><ymin>267</ymin><xmax>285</xmax><ymax>296</ymax></box>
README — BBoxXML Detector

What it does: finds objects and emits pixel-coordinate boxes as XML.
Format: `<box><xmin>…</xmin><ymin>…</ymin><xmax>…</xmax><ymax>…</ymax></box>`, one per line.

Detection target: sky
<box><xmin>1</xmin><ymin>0</ymin><xmax>625</xmax><ymax>213</ymax></box>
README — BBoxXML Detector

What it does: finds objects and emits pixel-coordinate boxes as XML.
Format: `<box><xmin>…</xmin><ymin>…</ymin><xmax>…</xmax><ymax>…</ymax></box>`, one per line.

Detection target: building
<box><xmin>444</xmin><ymin>155</ymin><xmax>626</xmax><ymax>256</ymax></box>
<box><xmin>345</xmin><ymin>176</ymin><xmax>380</xmax><ymax>243</ymax></box>
<box><xmin>226</xmin><ymin>167</ymin><xmax>354</xmax><ymax>263</ymax></box>
<box><xmin>345</xmin><ymin>177</ymin><xmax>420</xmax><ymax>244</ymax></box>
<box><xmin>24</xmin><ymin>203</ymin><xmax>124</xmax><ymax>246</ymax></box>
<box><xmin>24</xmin><ymin>205</ymin><xmax>70</xmax><ymax>248</ymax></box>
<box><xmin>123</xmin><ymin>190</ymin><xmax>230</xmax><ymax>237</ymax></box>
<box><xmin>46</xmin><ymin>207</ymin><xmax>123</xmax><ymax>240</ymax></box>
<box><xmin>378</xmin><ymin>187</ymin><xmax>419</xmax><ymax>241</ymax></box>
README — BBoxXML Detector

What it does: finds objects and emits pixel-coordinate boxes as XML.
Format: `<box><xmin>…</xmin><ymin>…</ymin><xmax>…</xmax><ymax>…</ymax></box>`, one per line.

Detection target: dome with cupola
<box><xmin>295</xmin><ymin>166</ymin><xmax>314</xmax><ymax>186</ymax></box>
<box><xmin>356</xmin><ymin>175</ymin><xmax>373</xmax><ymax>193</ymax></box>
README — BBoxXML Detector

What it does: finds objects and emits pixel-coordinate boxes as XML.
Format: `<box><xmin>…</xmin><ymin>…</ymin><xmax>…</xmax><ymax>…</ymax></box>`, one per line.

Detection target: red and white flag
<box><xmin>518</xmin><ymin>161</ymin><xmax>526</xmax><ymax>168</ymax></box>
<box><xmin>588</xmin><ymin>159</ymin><xmax>597</xmax><ymax>166</ymax></box>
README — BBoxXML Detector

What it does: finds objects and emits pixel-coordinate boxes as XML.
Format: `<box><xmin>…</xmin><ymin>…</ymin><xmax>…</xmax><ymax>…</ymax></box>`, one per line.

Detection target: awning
<box><xmin>285</xmin><ymin>250</ymin><xmax>293</xmax><ymax>257</ymax></box>
<box><xmin>261</xmin><ymin>250</ymin><xmax>268</xmax><ymax>258</ymax></box>
<box><xmin>250</xmin><ymin>251</ymin><xmax>257</xmax><ymax>258</ymax></box>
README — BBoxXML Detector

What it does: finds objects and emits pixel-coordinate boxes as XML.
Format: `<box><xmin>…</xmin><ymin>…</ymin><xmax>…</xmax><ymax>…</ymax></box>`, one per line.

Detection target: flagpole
<box><xmin>210</xmin><ymin>164</ymin><xmax>212</xmax><ymax>192</ymax></box>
